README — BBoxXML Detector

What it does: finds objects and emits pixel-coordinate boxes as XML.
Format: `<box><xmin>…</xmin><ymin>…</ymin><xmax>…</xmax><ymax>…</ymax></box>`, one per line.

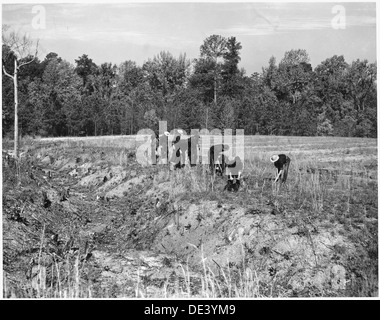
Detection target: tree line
<box><xmin>2</xmin><ymin>34</ymin><xmax>377</xmax><ymax>139</ymax></box>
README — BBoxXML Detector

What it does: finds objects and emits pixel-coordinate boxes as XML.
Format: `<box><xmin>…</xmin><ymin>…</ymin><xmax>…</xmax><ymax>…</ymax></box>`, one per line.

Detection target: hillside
<box><xmin>2</xmin><ymin>135</ymin><xmax>378</xmax><ymax>297</ymax></box>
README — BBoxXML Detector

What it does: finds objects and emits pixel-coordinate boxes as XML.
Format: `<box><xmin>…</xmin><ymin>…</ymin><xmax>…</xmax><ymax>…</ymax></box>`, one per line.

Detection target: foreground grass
<box><xmin>3</xmin><ymin>241</ymin><xmax>265</xmax><ymax>298</ymax></box>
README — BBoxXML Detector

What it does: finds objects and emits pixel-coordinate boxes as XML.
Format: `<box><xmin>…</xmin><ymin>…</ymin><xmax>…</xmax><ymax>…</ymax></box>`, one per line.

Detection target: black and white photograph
<box><xmin>1</xmin><ymin>0</ymin><xmax>378</xmax><ymax>301</ymax></box>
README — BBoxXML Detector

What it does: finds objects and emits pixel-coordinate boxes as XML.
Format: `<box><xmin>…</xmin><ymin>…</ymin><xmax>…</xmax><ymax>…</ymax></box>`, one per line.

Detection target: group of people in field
<box><xmin>150</xmin><ymin>130</ymin><xmax>290</xmax><ymax>191</ymax></box>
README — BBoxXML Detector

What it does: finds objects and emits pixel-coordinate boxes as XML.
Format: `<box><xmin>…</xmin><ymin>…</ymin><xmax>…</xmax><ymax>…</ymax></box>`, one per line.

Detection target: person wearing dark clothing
<box><xmin>173</xmin><ymin>133</ymin><xmax>181</xmax><ymax>145</ymax></box>
<box><xmin>224</xmin><ymin>155</ymin><xmax>243</xmax><ymax>191</ymax></box>
<box><xmin>170</xmin><ymin>131</ymin><xmax>184</xmax><ymax>169</ymax></box>
<box><xmin>172</xmin><ymin>148</ymin><xmax>183</xmax><ymax>169</ymax></box>
<box><xmin>209</xmin><ymin>144</ymin><xmax>229</xmax><ymax>175</ymax></box>
<box><xmin>270</xmin><ymin>154</ymin><xmax>291</xmax><ymax>183</ymax></box>
<box><xmin>156</xmin><ymin>131</ymin><xmax>170</xmax><ymax>164</ymax></box>
<box><xmin>150</xmin><ymin>132</ymin><xmax>159</xmax><ymax>165</ymax></box>
<box><xmin>186</xmin><ymin>133</ymin><xmax>200</xmax><ymax>167</ymax></box>
<box><xmin>170</xmin><ymin>130</ymin><xmax>200</xmax><ymax>169</ymax></box>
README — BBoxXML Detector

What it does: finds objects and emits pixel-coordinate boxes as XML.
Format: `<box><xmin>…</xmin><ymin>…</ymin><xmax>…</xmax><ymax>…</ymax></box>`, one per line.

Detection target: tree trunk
<box><xmin>205</xmin><ymin>106</ymin><xmax>209</xmax><ymax>130</ymax></box>
<box><xmin>131</xmin><ymin>103</ymin><xmax>133</xmax><ymax>135</ymax></box>
<box><xmin>14</xmin><ymin>59</ymin><xmax>19</xmax><ymax>159</ymax></box>
<box><xmin>214</xmin><ymin>76</ymin><xmax>217</xmax><ymax>105</ymax></box>
<box><xmin>214</xmin><ymin>57</ymin><xmax>218</xmax><ymax>105</ymax></box>
<box><xmin>130</xmin><ymin>109</ymin><xmax>133</xmax><ymax>135</ymax></box>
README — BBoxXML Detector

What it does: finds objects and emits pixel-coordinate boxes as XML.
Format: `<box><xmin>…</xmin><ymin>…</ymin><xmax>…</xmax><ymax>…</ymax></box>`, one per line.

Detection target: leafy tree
<box><xmin>280</xmin><ymin>49</ymin><xmax>310</xmax><ymax>67</ymax></box>
<box><xmin>172</xmin><ymin>88</ymin><xmax>205</xmax><ymax>131</ymax></box>
<box><xmin>74</xmin><ymin>54</ymin><xmax>97</xmax><ymax>93</ymax></box>
<box><xmin>39</xmin><ymin>52</ymin><xmax>61</xmax><ymax>74</ymax></box>
<box><xmin>345</xmin><ymin>59</ymin><xmax>376</xmax><ymax>112</ymax></box>
<box><xmin>200</xmin><ymin>34</ymin><xmax>227</xmax><ymax>104</ymax></box>
<box><xmin>81</xmin><ymin>93</ymin><xmax>106</xmax><ymax>136</ymax></box>
<box><xmin>314</xmin><ymin>55</ymin><xmax>348</xmax><ymax>123</ymax></box>
<box><xmin>315</xmin><ymin>56</ymin><xmax>376</xmax><ymax>137</ymax></box>
<box><xmin>143</xmin><ymin>109</ymin><xmax>159</xmax><ymax>132</ymax></box>
<box><xmin>143</xmin><ymin>51</ymin><xmax>190</xmax><ymax>97</ymax></box>
<box><xmin>95</xmin><ymin>62</ymin><xmax>117</xmax><ymax>99</ymax></box>
<box><xmin>36</xmin><ymin>58</ymin><xmax>82</xmax><ymax>136</ymax></box>
<box><xmin>25</xmin><ymin>79</ymin><xmax>49</xmax><ymax>136</ymax></box>
<box><xmin>317</xmin><ymin>112</ymin><xmax>334</xmax><ymax>136</ymax></box>
<box><xmin>118</xmin><ymin>60</ymin><xmax>144</xmax><ymax>92</ymax></box>
<box><xmin>214</xmin><ymin>96</ymin><xmax>237</xmax><ymax>130</ymax></box>
<box><xmin>189</xmin><ymin>57</ymin><xmax>216</xmax><ymax>104</ymax></box>
<box><xmin>221</xmin><ymin>36</ymin><xmax>243</xmax><ymax>97</ymax></box>
<box><xmin>276</xmin><ymin>50</ymin><xmax>313</xmax><ymax>104</ymax></box>
<box><xmin>1</xmin><ymin>31</ymin><xmax>377</xmax><ymax>139</ymax></box>
<box><xmin>262</xmin><ymin>56</ymin><xmax>278</xmax><ymax>90</ymax></box>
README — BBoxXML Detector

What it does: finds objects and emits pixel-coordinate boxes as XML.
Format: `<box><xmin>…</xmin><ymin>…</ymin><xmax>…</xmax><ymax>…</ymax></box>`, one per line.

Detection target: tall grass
<box><xmin>4</xmin><ymin>242</ymin><xmax>265</xmax><ymax>299</ymax></box>
<box><xmin>4</xmin><ymin>253</ymin><xmax>93</xmax><ymax>299</ymax></box>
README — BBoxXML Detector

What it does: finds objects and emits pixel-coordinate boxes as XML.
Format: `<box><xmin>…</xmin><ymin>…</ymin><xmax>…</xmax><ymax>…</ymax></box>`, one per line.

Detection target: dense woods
<box><xmin>2</xmin><ymin>34</ymin><xmax>377</xmax><ymax>138</ymax></box>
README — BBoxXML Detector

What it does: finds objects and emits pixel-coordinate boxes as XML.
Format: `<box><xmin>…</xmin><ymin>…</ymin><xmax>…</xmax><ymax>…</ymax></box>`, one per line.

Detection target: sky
<box><xmin>1</xmin><ymin>1</ymin><xmax>377</xmax><ymax>75</ymax></box>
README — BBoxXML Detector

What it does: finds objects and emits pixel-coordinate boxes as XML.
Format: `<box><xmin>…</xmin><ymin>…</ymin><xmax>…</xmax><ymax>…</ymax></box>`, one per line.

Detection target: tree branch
<box><xmin>17</xmin><ymin>56</ymin><xmax>35</xmax><ymax>69</ymax></box>
<box><xmin>17</xmin><ymin>39</ymin><xmax>39</xmax><ymax>70</ymax></box>
<box><xmin>2</xmin><ymin>65</ymin><xmax>14</xmax><ymax>80</ymax></box>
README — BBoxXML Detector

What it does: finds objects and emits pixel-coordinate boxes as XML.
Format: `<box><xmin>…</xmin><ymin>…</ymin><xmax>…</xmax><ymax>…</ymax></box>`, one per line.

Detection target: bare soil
<box><xmin>2</xmin><ymin>138</ymin><xmax>378</xmax><ymax>298</ymax></box>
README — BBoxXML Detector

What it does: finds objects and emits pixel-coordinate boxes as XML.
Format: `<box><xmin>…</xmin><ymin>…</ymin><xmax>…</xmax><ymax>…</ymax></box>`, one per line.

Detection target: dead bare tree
<box><xmin>2</xmin><ymin>25</ymin><xmax>39</xmax><ymax>159</ymax></box>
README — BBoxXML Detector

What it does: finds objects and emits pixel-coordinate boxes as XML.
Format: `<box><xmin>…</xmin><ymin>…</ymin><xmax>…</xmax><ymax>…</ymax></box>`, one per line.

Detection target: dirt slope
<box><xmin>2</xmin><ymin>141</ymin><xmax>377</xmax><ymax>297</ymax></box>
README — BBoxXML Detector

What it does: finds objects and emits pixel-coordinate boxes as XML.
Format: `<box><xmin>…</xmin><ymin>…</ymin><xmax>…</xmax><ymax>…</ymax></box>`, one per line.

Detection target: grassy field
<box><xmin>2</xmin><ymin>134</ymin><xmax>378</xmax><ymax>298</ymax></box>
